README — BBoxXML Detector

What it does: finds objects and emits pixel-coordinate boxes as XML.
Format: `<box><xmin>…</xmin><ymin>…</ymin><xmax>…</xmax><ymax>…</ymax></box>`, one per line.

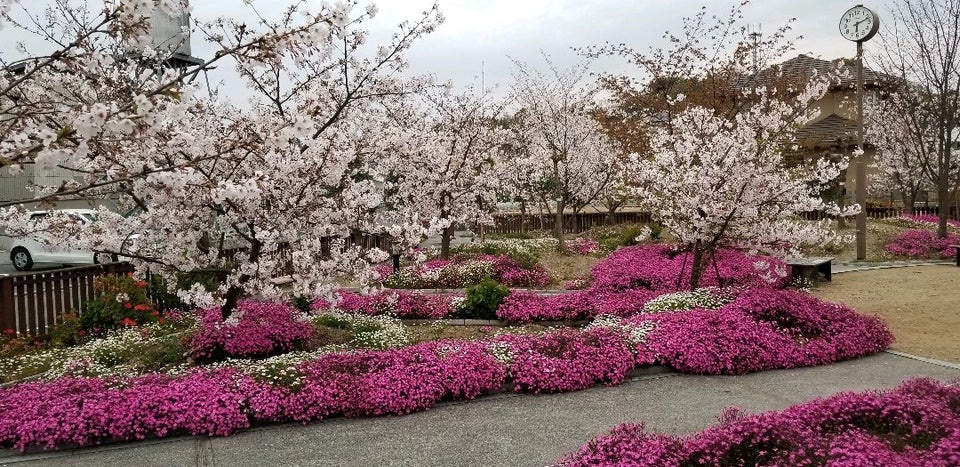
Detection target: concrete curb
<box><xmin>884</xmin><ymin>350</ymin><xmax>960</xmax><ymax>370</ymax></box>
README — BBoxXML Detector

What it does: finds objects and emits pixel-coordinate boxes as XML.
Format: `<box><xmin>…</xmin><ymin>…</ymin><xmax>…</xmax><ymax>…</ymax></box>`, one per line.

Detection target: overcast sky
<box><xmin>5</xmin><ymin>1</ymin><xmax>895</xmax><ymax>99</ymax></box>
<box><xmin>205</xmin><ymin>0</ymin><xmax>894</xmax><ymax>98</ymax></box>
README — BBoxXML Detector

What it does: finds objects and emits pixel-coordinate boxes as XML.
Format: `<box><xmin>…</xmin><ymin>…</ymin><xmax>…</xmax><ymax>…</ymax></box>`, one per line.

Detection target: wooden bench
<box><xmin>951</xmin><ymin>245</ymin><xmax>960</xmax><ymax>267</ymax></box>
<box><xmin>786</xmin><ymin>256</ymin><xmax>834</xmax><ymax>282</ymax></box>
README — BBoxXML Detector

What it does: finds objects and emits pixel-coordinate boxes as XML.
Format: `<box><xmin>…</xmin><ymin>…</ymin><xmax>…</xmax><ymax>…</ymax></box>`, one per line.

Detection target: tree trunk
<box><xmin>938</xmin><ymin>180</ymin><xmax>949</xmax><ymax>238</ymax></box>
<box><xmin>440</xmin><ymin>223</ymin><xmax>454</xmax><ymax>259</ymax></box>
<box><xmin>689</xmin><ymin>240</ymin><xmax>705</xmax><ymax>291</ymax></box>
<box><xmin>220</xmin><ymin>239</ymin><xmax>261</xmax><ymax>320</ymax></box>
<box><xmin>900</xmin><ymin>189</ymin><xmax>915</xmax><ymax>216</ymax></box>
<box><xmin>554</xmin><ymin>199</ymin><xmax>565</xmax><ymax>252</ymax></box>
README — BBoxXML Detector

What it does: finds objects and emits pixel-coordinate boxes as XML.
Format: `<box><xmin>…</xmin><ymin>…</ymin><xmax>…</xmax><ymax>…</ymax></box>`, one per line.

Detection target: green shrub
<box><xmin>291</xmin><ymin>295</ymin><xmax>313</xmax><ymax>313</ymax></box>
<box><xmin>595</xmin><ymin>223</ymin><xmax>662</xmax><ymax>252</ymax></box>
<box><xmin>80</xmin><ymin>275</ymin><xmax>160</xmax><ymax>334</ymax></box>
<box><xmin>49</xmin><ymin>313</ymin><xmax>83</xmax><ymax>348</ymax></box>
<box><xmin>457</xmin><ymin>278</ymin><xmax>511</xmax><ymax>320</ymax></box>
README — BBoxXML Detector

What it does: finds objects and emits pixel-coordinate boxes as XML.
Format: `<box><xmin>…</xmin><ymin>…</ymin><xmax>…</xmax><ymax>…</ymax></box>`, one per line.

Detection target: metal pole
<box><xmin>856</xmin><ymin>40</ymin><xmax>867</xmax><ymax>260</ymax></box>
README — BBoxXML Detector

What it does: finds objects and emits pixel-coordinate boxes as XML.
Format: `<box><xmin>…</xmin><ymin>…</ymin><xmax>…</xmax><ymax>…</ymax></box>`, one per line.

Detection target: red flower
<box><xmin>124</xmin><ymin>302</ymin><xmax>133</xmax><ymax>309</ymax></box>
<box><xmin>134</xmin><ymin>304</ymin><xmax>151</xmax><ymax>311</ymax></box>
<box><xmin>77</xmin><ymin>330</ymin><xmax>86</xmax><ymax>337</ymax></box>
<box><xmin>135</xmin><ymin>281</ymin><xmax>147</xmax><ymax>288</ymax></box>
<box><xmin>2</xmin><ymin>329</ymin><xmax>14</xmax><ymax>335</ymax></box>
<box><xmin>119</xmin><ymin>317</ymin><xmax>137</xmax><ymax>327</ymax></box>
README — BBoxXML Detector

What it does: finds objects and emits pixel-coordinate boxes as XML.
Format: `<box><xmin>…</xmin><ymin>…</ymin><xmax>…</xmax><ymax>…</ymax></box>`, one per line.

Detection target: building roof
<box><xmin>793</xmin><ymin>114</ymin><xmax>858</xmax><ymax>149</ymax></box>
<box><xmin>764</xmin><ymin>54</ymin><xmax>895</xmax><ymax>90</ymax></box>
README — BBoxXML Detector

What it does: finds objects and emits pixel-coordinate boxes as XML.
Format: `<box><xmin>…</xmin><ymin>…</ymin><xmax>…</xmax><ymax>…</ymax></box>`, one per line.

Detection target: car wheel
<box><xmin>11</xmin><ymin>247</ymin><xmax>33</xmax><ymax>271</ymax></box>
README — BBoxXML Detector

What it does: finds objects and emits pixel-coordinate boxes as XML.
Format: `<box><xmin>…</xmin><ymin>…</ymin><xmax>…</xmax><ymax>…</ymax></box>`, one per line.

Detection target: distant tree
<box><xmin>508</xmin><ymin>56</ymin><xmax>621</xmax><ymax>250</ymax></box>
<box><xmin>384</xmin><ymin>85</ymin><xmax>508</xmax><ymax>259</ymax></box>
<box><xmin>866</xmin><ymin>90</ymin><xmax>936</xmax><ymax>214</ymax></box>
<box><xmin>876</xmin><ymin>0</ymin><xmax>960</xmax><ymax>236</ymax></box>
<box><xmin>582</xmin><ymin>1</ymin><xmax>800</xmax><ymax>152</ymax></box>
<box><xmin>585</xmin><ymin>2</ymin><xmax>853</xmax><ymax>289</ymax></box>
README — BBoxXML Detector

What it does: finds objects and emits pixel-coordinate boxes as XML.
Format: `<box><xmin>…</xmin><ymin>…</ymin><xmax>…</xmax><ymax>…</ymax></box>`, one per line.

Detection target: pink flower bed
<box><xmin>311</xmin><ymin>290</ymin><xmax>458</xmax><ymax>319</ymax></box>
<box><xmin>884</xmin><ymin>229</ymin><xmax>960</xmax><ymax>259</ymax></box>
<box><xmin>901</xmin><ymin>214</ymin><xmax>960</xmax><ymax>229</ymax></box>
<box><xmin>0</xmin><ymin>286</ymin><xmax>894</xmax><ymax>451</ymax></box>
<box><xmin>187</xmin><ymin>301</ymin><xmax>314</xmax><ymax>360</ymax></box>
<box><xmin>591</xmin><ymin>245</ymin><xmax>790</xmax><ymax>291</ymax></box>
<box><xmin>564</xmin><ymin>237</ymin><xmax>601</xmax><ymax>255</ymax></box>
<box><xmin>381</xmin><ymin>254</ymin><xmax>551</xmax><ymax>288</ymax></box>
<box><xmin>556</xmin><ymin>377</ymin><xmax>960</xmax><ymax>466</ymax></box>
<box><xmin>497</xmin><ymin>289</ymin><xmax>660</xmax><ymax>323</ymax></box>
<box><xmin>637</xmin><ymin>289</ymin><xmax>893</xmax><ymax>375</ymax></box>
<box><xmin>493</xmin><ymin>328</ymin><xmax>635</xmax><ymax>393</ymax></box>
<box><xmin>497</xmin><ymin>245</ymin><xmax>789</xmax><ymax>323</ymax></box>
<box><xmin>482</xmin><ymin>254</ymin><xmax>552</xmax><ymax>288</ymax></box>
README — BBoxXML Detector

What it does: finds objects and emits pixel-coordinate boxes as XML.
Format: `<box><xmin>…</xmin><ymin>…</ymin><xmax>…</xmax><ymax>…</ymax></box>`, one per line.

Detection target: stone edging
<box><xmin>833</xmin><ymin>260</ymin><xmax>952</xmax><ymax>274</ymax></box>
<box><xmin>884</xmin><ymin>350</ymin><xmax>960</xmax><ymax>370</ymax></box>
<box><xmin>401</xmin><ymin>318</ymin><xmax>588</xmax><ymax>327</ymax></box>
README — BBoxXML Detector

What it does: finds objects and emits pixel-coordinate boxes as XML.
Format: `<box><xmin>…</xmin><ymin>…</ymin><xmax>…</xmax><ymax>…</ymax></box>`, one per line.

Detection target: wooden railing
<box><xmin>0</xmin><ymin>262</ymin><xmax>134</xmax><ymax>337</ymax></box>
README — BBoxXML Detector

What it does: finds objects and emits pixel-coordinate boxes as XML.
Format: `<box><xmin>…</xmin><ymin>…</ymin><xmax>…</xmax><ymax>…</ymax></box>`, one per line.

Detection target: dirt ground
<box><xmin>811</xmin><ymin>265</ymin><xmax>960</xmax><ymax>364</ymax></box>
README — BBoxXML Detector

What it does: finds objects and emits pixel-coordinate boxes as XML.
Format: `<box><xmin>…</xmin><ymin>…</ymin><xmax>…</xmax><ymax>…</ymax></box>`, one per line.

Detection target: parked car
<box><xmin>8</xmin><ymin>209</ymin><xmax>136</xmax><ymax>271</ymax></box>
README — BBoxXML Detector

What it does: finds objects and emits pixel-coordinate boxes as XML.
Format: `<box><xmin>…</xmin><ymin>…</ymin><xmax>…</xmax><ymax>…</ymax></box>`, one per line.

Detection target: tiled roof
<box><xmin>793</xmin><ymin>114</ymin><xmax>858</xmax><ymax>148</ymax></box>
<box><xmin>758</xmin><ymin>54</ymin><xmax>895</xmax><ymax>90</ymax></box>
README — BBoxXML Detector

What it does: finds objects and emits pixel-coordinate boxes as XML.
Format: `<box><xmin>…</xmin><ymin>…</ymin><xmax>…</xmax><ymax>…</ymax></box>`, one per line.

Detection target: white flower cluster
<box><xmin>642</xmin><ymin>288</ymin><xmax>733</xmax><ymax>314</ymax></box>
<box><xmin>488</xmin><ymin>342</ymin><xmax>514</xmax><ymax>365</ymax></box>
<box><xmin>315</xmin><ymin>312</ymin><xmax>410</xmax><ymax>350</ymax></box>
<box><xmin>208</xmin><ymin>346</ymin><xmax>347</xmax><ymax>389</ymax></box>
<box><xmin>587</xmin><ymin>315</ymin><xmax>655</xmax><ymax>346</ymax></box>
<box><xmin>0</xmin><ymin>320</ymin><xmax>196</xmax><ymax>383</ymax></box>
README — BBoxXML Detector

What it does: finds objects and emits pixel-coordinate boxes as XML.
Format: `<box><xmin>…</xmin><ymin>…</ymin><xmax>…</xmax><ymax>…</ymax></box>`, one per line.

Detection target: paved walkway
<box><xmin>1</xmin><ymin>352</ymin><xmax>958</xmax><ymax>467</ymax></box>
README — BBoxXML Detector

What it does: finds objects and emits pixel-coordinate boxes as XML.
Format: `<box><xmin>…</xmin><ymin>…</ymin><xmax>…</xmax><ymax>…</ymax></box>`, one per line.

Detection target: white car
<box><xmin>8</xmin><ymin>209</ymin><xmax>135</xmax><ymax>271</ymax></box>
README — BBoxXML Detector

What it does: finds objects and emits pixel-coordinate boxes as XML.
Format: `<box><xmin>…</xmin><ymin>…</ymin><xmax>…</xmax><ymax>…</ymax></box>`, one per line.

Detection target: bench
<box><xmin>951</xmin><ymin>245</ymin><xmax>960</xmax><ymax>267</ymax></box>
<box><xmin>786</xmin><ymin>256</ymin><xmax>834</xmax><ymax>282</ymax></box>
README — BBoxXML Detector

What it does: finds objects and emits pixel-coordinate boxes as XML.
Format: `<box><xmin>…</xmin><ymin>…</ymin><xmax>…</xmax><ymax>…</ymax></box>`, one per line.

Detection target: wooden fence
<box><xmin>0</xmin><ymin>262</ymin><xmax>134</xmax><ymax>337</ymax></box>
<box><xmin>489</xmin><ymin>211</ymin><xmax>652</xmax><ymax>235</ymax></box>
<box><xmin>491</xmin><ymin>207</ymin><xmax>958</xmax><ymax>232</ymax></box>
<box><xmin>0</xmin><ymin>231</ymin><xmax>393</xmax><ymax>337</ymax></box>
<box><xmin>799</xmin><ymin>206</ymin><xmax>959</xmax><ymax>221</ymax></box>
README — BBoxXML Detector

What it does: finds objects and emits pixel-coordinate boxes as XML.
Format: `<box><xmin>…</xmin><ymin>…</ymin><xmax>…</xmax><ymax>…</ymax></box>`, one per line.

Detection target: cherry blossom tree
<box><xmin>587</xmin><ymin>2</ymin><xmax>854</xmax><ymax>289</ymax></box>
<box><xmin>630</xmin><ymin>92</ymin><xmax>854</xmax><ymax>289</ymax></box>
<box><xmin>0</xmin><ymin>0</ymin><xmax>444</xmax><ymax>316</ymax></box>
<box><xmin>508</xmin><ymin>56</ymin><xmax>622</xmax><ymax>250</ymax></box>
<box><xmin>876</xmin><ymin>0</ymin><xmax>960</xmax><ymax>236</ymax></box>
<box><xmin>866</xmin><ymin>90</ymin><xmax>935</xmax><ymax>214</ymax></box>
<box><xmin>383</xmin><ymin>84</ymin><xmax>509</xmax><ymax>259</ymax></box>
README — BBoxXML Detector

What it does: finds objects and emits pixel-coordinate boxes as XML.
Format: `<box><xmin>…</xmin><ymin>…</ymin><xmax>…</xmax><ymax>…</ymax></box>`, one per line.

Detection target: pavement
<box><xmin>0</xmin><ymin>352</ymin><xmax>957</xmax><ymax>467</ymax></box>
<box><xmin>1</xmin><ymin>257</ymin><xmax>958</xmax><ymax>466</ymax></box>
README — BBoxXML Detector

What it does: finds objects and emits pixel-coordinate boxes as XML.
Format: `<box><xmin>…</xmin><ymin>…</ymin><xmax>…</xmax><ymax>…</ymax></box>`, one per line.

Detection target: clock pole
<box><xmin>856</xmin><ymin>39</ymin><xmax>866</xmax><ymax>260</ymax></box>
<box><xmin>840</xmin><ymin>3</ymin><xmax>877</xmax><ymax>261</ymax></box>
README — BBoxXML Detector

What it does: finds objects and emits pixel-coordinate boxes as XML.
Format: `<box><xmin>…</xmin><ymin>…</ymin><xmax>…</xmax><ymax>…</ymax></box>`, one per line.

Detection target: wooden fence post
<box><xmin>0</xmin><ymin>276</ymin><xmax>14</xmax><ymax>333</ymax></box>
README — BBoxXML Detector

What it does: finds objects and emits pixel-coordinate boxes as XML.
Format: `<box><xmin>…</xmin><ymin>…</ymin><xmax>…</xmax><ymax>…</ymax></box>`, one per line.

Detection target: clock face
<box><xmin>839</xmin><ymin>6</ymin><xmax>879</xmax><ymax>42</ymax></box>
